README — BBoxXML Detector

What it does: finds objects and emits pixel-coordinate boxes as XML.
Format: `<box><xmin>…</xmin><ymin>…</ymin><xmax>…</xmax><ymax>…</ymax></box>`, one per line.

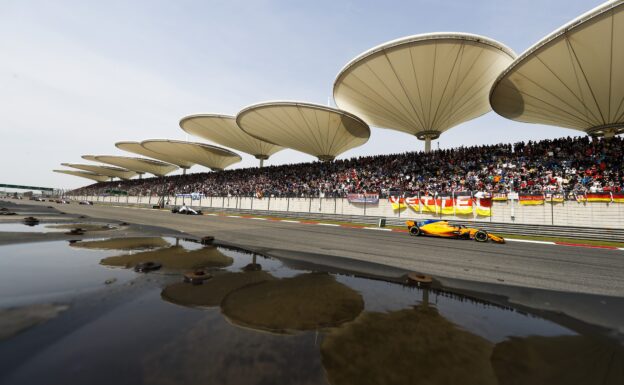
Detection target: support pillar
<box><xmin>259</xmin><ymin>159</ymin><xmax>264</xmax><ymax>168</ymax></box>
<box><xmin>182</xmin><ymin>168</ymin><xmax>187</xmax><ymax>175</ymax></box>
<box><xmin>417</xmin><ymin>131</ymin><xmax>440</xmax><ymax>153</ymax></box>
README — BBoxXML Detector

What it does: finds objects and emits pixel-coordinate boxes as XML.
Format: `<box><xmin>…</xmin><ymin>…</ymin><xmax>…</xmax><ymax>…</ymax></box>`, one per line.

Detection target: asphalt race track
<box><xmin>10</xmin><ymin>200</ymin><xmax>624</xmax><ymax>297</ymax></box>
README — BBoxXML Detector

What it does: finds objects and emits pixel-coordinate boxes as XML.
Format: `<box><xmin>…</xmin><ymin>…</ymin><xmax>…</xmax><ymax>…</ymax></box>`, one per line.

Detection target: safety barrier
<box><xmin>70</xmin><ymin>194</ymin><xmax>624</xmax><ymax>242</ymax></box>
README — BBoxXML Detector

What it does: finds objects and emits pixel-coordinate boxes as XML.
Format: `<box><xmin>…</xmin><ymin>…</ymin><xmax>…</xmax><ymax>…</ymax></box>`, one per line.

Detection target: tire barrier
<box><xmin>134</xmin><ymin>261</ymin><xmax>162</xmax><ymax>273</ymax></box>
<box><xmin>183</xmin><ymin>270</ymin><xmax>212</xmax><ymax>285</ymax></box>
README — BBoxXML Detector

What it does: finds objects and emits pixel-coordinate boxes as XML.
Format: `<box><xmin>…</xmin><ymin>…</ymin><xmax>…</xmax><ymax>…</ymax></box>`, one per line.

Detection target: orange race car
<box><xmin>406</xmin><ymin>219</ymin><xmax>505</xmax><ymax>243</ymax></box>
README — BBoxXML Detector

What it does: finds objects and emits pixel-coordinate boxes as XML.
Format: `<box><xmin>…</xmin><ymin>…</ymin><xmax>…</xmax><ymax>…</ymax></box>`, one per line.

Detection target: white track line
<box><xmin>206</xmin><ymin>213</ymin><xmax>218</xmax><ymax>216</ymax></box>
<box><xmin>251</xmin><ymin>217</ymin><xmax>267</xmax><ymax>220</ymax></box>
<box><xmin>505</xmin><ymin>238</ymin><xmax>554</xmax><ymax>245</ymax></box>
<box><xmin>227</xmin><ymin>215</ymin><xmax>241</xmax><ymax>218</ymax></box>
<box><xmin>317</xmin><ymin>223</ymin><xmax>340</xmax><ymax>226</ymax></box>
<box><xmin>364</xmin><ymin>227</ymin><xmax>392</xmax><ymax>232</ymax></box>
<box><xmin>281</xmin><ymin>220</ymin><xmax>300</xmax><ymax>223</ymax></box>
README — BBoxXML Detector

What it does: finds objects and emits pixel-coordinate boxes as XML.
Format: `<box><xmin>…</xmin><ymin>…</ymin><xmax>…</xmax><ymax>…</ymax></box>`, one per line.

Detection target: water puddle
<box><xmin>0</xmin><ymin>223</ymin><xmax>116</xmax><ymax>233</ymax></box>
<box><xmin>0</xmin><ymin>223</ymin><xmax>68</xmax><ymax>233</ymax></box>
<box><xmin>0</xmin><ymin>237</ymin><xmax>622</xmax><ymax>385</ymax></box>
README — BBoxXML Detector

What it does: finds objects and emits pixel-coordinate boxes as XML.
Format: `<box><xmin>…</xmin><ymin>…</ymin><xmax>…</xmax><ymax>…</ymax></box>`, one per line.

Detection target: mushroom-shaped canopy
<box><xmin>490</xmin><ymin>0</ymin><xmax>624</xmax><ymax>137</ymax></box>
<box><xmin>70</xmin><ymin>237</ymin><xmax>170</xmax><ymax>250</ymax></box>
<box><xmin>115</xmin><ymin>141</ymin><xmax>195</xmax><ymax>169</ymax></box>
<box><xmin>491</xmin><ymin>335</ymin><xmax>624</xmax><ymax>385</ymax></box>
<box><xmin>321</xmin><ymin>305</ymin><xmax>497</xmax><ymax>385</ymax></box>
<box><xmin>162</xmin><ymin>271</ymin><xmax>276</xmax><ymax>308</ymax></box>
<box><xmin>236</xmin><ymin>101</ymin><xmax>370</xmax><ymax>161</ymax></box>
<box><xmin>141</xmin><ymin>139</ymin><xmax>241</xmax><ymax>171</ymax></box>
<box><xmin>221</xmin><ymin>273</ymin><xmax>364</xmax><ymax>333</ymax></box>
<box><xmin>101</xmin><ymin>245</ymin><xmax>234</xmax><ymax>270</ymax></box>
<box><xmin>334</xmin><ymin>33</ymin><xmax>516</xmax><ymax>142</ymax></box>
<box><xmin>180</xmin><ymin>114</ymin><xmax>284</xmax><ymax>160</ymax></box>
<box><xmin>83</xmin><ymin>155</ymin><xmax>178</xmax><ymax>176</ymax></box>
<box><xmin>61</xmin><ymin>163</ymin><xmax>137</xmax><ymax>180</ymax></box>
<box><xmin>53</xmin><ymin>170</ymin><xmax>110</xmax><ymax>182</ymax></box>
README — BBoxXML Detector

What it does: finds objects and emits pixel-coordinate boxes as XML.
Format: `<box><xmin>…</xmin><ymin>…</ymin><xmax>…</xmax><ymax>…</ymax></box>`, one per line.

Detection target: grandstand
<box><xmin>70</xmin><ymin>135</ymin><xmax>622</xmax><ymax>199</ymax></box>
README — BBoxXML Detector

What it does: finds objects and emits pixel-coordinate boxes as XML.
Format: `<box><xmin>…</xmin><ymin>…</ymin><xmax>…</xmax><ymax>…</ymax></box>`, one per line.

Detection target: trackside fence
<box><xmin>68</xmin><ymin>194</ymin><xmax>624</xmax><ymax>242</ymax></box>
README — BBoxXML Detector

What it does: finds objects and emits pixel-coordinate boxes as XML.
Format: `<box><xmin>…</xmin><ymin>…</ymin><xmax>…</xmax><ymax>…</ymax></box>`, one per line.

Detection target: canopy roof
<box><xmin>180</xmin><ymin>114</ymin><xmax>284</xmax><ymax>160</ymax></box>
<box><xmin>490</xmin><ymin>0</ymin><xmax>624</xmax><ymax>137</ymax></box>
<box><xmin>53</xmin><ymin>170</ymin><xmax>109</xmax><ymax>182</ymax></box>
<box><xmin>334</xmin><ymin>33</ymin><xmax>516</xmax><ymax>141</ymax></box>
<box><xmin>61</xmin><ymin>163</ymin><xmax>137</xmax><ymax>180</ymax></box>
<box><xmin>115</xmin><ymin>141</ymin><xmax>195</xmax><ymax>169</ymax></box>
<box><xmin>221</xmin><ymin>273</ymin><xmax>364</xmax><ymax>333</ymax></box>
<box><xmin>236</xmin><ymin>101</ymin><xmax>370</xmax><ymax>161</ymax></box>
<box><xmin>141</xmin><ymin>140</ymin><xmax>242</xmax><ymax>171</ymax></box>
<box><xmin>83</xmin><ymin>155</ymin><xmax>178</xmax><ymax>176</ymax></box>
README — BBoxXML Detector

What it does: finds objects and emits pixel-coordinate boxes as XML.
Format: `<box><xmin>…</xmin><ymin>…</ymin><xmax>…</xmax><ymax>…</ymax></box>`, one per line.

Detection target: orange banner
<box><xmin>586</xmin><ymin>193</ymin><xmax>612</xmax><ymax>202</ymax></box>
<box><xmin>612</xmin><ymin>193</ymin><xmax>624</xmax><ymax>203</ymax></box>
<box><xmin>475</xmin><ymin>197</ymin><xmax>492</xmax><ymax>216</ymax></box>
<box><xmin>389</xmin><ymin>196</ymin><xmax>406</xmax><ymax>210</ymax></box>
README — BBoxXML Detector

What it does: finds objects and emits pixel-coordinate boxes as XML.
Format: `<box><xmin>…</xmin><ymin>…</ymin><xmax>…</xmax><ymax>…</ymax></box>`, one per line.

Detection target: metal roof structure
<box><xmin>180</xmin><ymin>114</ymin><xmax>284</xmax><ymax>166</ymax></box>
<box><xmin>53</xmin><ymin>170</ymin><xmax>110</xmax><ymax>182</ymax></box>
<box><xmin>115</xmin><ymin>141</ymin><xmax>195</xmax><ymax>169</ymax></box>
<box><xmin>236</xmin><ymin>101</ymin><xmax>370</xmax><ymax>161</ymax></box>
<box><xmin>333</xmin><ymin>33</ymin><xmax>516</xmax><ymax>152</ymax></box>
<box><xmin>83</xmin><ymin>155</ymin><xmax>178</xmax><ymax>176</ymax></box>
<box><xmin>490</xmin><ymin>0</ymin><xmax>624</xmax><ymax>138</ymax></box>
<box><xmin>61</xmin><ymin>163</ymin><xmax>137</xmax><ymax>180</ymax></box>
<box><xmin>141</xmin><ymin>140</ymin><xmax>242</xmax><ymax>171</ymax></box>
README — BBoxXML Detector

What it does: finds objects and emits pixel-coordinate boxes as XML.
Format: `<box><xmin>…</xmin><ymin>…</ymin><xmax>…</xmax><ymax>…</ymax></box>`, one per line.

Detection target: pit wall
<box><xmin>70</xmin><ymin>194</ymin><xmax>624</xmax><ymax>229</ymax></box>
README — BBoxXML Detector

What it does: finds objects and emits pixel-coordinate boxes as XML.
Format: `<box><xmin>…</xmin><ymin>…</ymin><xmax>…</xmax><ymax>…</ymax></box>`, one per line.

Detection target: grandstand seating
<box><xmin>71</xmin><ymin>136</ymin><xmax>623</xmax><ymax>198</ymax></box>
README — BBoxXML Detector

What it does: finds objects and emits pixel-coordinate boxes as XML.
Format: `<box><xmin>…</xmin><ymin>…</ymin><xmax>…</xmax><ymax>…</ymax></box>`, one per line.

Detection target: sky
<box><xmin>0</xmin><ymin>0</ymin><xmax>605</xmax><ymax>190</ymax></box>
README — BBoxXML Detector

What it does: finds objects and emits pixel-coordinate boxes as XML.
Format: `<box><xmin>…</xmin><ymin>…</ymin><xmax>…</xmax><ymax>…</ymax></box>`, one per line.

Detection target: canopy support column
<box><xmin>416</xmin><ymin>131</ymin><xmax>440</xmax><ymax>153</ymax></box>
<box><xmin>182</xmin><ymin>168</ymin><xmax>187</xmax><ymax>175</ymax></box>
<box><xmin>259</xmin><ymin>159</ymin><xmax>264</xmax><ymax>168</ymax></box>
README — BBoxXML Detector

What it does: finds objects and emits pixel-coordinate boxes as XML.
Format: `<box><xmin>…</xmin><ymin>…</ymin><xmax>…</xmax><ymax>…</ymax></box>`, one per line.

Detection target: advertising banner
<box><xmin>492</xmin><ymin>193</ymin><xmax>508</xmax><ymax>201</ymax></box>
<box><xmin>519</xmin><ymin>194</ymin><xmax>545</xmax><ymax>205</ymax></box>
<box><xmin>389</xmin><ymin>196</ymin><xmax>406</xmax><ymax>210</ymax></box>
<box><xmin>545</xmin><ymin>193</ymin><xmax>565</xmax><ymax>203</ymax></box>
<box><xmin>455</xmin><ymin>195</ymin><xmax>474</xmax><ymax>214</ymax></box>
<box><xmin>586</xmin><ymin>192</ymin><xmax>613</xmax><ymax>202</ymax></box>
<box><xmin>612</xmin><ymin>193</ymin><xmax>624</xmax><ymax>203</ymax></box>
<box><xmin>475</xmin><ymin>197</ymin><xmax>492</xmax><ymax>216</ymax></box>
<box><xmin>175</xmin><ymin>192</ymin><xmax>205</xmax><ymax>200</ymax></box>
<box><xmin>347</xmin><ymin>193</ymin><xmax>379</xmax><ymax>204</ymax></box>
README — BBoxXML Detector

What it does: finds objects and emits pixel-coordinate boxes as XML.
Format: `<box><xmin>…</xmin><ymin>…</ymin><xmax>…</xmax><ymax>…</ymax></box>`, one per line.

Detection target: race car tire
<box><xmin>409</xmin><ymin>226</ymin><xmax>421</xmax><ymax>236</ymax></box>
<box><xmin>474</xmin><ymin>230</ymin><xmax>488</xmax><ymax>242</ymax></box>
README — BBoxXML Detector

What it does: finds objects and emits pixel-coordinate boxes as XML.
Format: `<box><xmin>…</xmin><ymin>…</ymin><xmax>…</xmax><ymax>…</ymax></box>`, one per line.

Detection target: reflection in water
<box><xmin>101</xmin><ymin>245</ymin><xmax>233</xmax><ymax>270</ymax></box>
<box><xmin>321</xmin><ymin>297</ymin><xmax>498</xmax><ymax>385</ymax></box>
<box><xmin>492</xmin><ymin>335</ymin><xmax>624</xmax><ymax>385</ymax></box>
<box><xmin>0</xmin><ymin>304</ymin><xmax>69</xmax><ymax>341</ymax></box>
<box><xmin>141</xmin><ymin>310</ymin><xmax>326</xmax><ymax>385</ymax></box>
<box><xmin>70</xmin><ymin>237</ymin><xmax>170</xmax><ymax>250</ymax></box>
<box><xmin>222</xmin><ymin>273</ymin><xmax>364</xmax><ymax>334</ymax></box>
<box><xmin>46</xmin><ymin>224</ymin><xmax>116</xmax><ymax>232</ymax></box>
<box><xmin>162</xmin><ymin>271</ymin><xmax>275</xmax><ymax>308</ymax></box>
<box><xmin>1</xmin><ymin>239</ymin><xmax>623</xmax><ymax>385</ymax></box>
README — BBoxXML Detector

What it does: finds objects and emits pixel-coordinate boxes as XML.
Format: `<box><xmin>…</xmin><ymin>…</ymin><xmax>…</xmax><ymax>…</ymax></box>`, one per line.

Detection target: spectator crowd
<box><xmin>71</xmin><ymin>136</ymin><xmax>623</xmax><ymax>198</ymax></box>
